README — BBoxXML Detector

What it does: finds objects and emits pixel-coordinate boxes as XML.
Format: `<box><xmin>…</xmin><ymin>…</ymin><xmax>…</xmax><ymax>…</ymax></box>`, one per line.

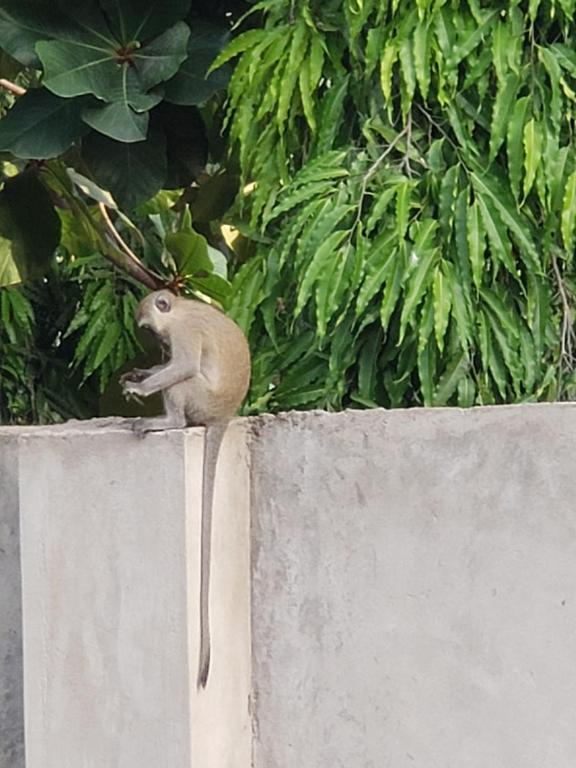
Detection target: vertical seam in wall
<box><xmin>246</xmin><ymin>418</ymin><xmax>263</xmax><ymax>768</ymax></box>
<box><xmin>182</xmin><ymin>430</ymin><xmax>195</xmax><ymax>768</ymax></box>
<box><xmin>12</xmin><ymin>434</ymin><xmax>25</xmax><ymax>768</ymax></box>
<box><xmin>17</xmin><ymin>434</ymin><xmax>33</xmax><ymax>768</ymax></box>
<box><xmin>16</xmin><ymin>435</ymin><xmax>25</xmax><ymax>768</ymax></box>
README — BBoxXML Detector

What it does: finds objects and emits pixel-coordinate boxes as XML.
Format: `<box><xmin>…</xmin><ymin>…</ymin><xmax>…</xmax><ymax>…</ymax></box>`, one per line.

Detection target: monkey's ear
<box><xmin>155</xmin><ymin>294</ymin><xmax>172</xmax><ymax>313</ymax></box>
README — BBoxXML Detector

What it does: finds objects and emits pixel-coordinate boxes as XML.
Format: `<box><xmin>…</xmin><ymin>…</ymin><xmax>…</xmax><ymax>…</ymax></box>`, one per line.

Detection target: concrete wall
<box><xmin>0</xmin><ymin>431</ymin><xmax>24</xmax><ymax>768</ymax></box>
<box><xmin>2</xmin><ymin>404</ymin><xmax>576</xmax><ymax>767</ymax></box>
<box><xmin>249</xmin><ymin>405</ymin><xmax>576</xmax><ymax>768</ymax></box>
<box><xmin>4</xmin><ymin>419</ymin><xmax>250</xmax><ymax>768</ymax></box>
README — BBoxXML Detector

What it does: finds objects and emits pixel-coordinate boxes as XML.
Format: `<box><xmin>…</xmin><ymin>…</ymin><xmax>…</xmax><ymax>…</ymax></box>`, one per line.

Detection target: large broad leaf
<box><xmin>82</xmin><ymin>100</ymin><xmax>151</xmax><ymax>143</ymax></box>
<box><xmin>152</xmin><ymin>104</ymin><xmax>207</xmax><ymax>188</ymax></box>
<box><xmin>0</xmin><ymin>89</ymin><xmax>87</xmax><ymax>159</ymax></box>
<box><xmin>0</xmin><ymin>1</ymin><xmax>73</xmax><ymax>67</ymax></box>
<box><xmin>0</xmin><ymin>0</ymin><xmax>191</xmax><ymax>69</ymax></box>
<box><xmin>132</xmin><ymin>23</ymin><xmax>191</xmax><ymax>90</ymax></box>
<box><xmin>0</xmin><ymin>172</ymin><xmax>61</xmax><ymax>285</ymax></box>
<box><xmin>0</xmin><ymin>49</ymin><xmax>23</xmax><ymax>79</ymax></box>
<box><xmin>98</xmin><ymin>0</ymin><xmax>191</xmax><ymax>42</ymax></box>
<box><xmin>188</xmin><ymin>272</ymin><xmax>231</xmax><ymax>305</ymax></box>
<box><xmin>164</xmin><ymin>21</ymin><xmax>231</xmax><ymax>105</ymax></box>
<box><xmin>81</xmin><ymin>129</ymin><xmax>167</xmax><ymax>209</ymax></box>
<box><xmin>38</xmin><ymin>40</ymin><xmax>136</xmax><ymax>101</ymax></box>
<box><xmin>165</xmin><ymin>231</ymin><xmax>213</xmax><ymax>276</ymax></box>
<box><xmin>37</xmin><ymin>22</ymin><xmax>189</xmax><ymax>101</ymax></box>
<box><xmin>188</xmin><ymin>170</ymin><xmax>239</xmax><ymax>222</ymax></box>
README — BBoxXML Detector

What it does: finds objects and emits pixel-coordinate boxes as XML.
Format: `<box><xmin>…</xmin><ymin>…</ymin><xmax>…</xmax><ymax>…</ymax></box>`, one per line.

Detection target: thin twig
<box><xmin>551</xmin><ymin>250</ymin><xmax>576</xmax><ymax>393</ymax></box>
<box><xmin>98</xmin><ymin>202</ymin><xmax>164</xmax><ymax>291</ymax></box>
<box><xmin>0</xmin><ymin>79</ymin><xmax>26</xmax><ymax>96</ymax></box>
<box><xmin>353</xmin><ymin>123</ymin><xmax>410</xmax><ymax>232</ymax></box>
<box><xmin>415</xmin><ymin>102</ymin><xmax>461</xmax><ymax>154</ymax></box>
<box><xmin>401</xmin><ymin>111</ymin><xmax>413</xmax><ymax>178</ymax></box>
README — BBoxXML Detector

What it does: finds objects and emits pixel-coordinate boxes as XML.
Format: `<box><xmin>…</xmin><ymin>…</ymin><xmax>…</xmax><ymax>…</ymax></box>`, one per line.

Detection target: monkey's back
<box><xmin>170</xmin><ymin>300</ymin><xmax>251</xmax><ymax>425</ymax></box>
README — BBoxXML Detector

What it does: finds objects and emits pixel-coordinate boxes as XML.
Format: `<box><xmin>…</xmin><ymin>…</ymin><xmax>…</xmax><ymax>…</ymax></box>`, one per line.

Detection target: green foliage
<box><xmin>61</xmin><ymin>187</ymin><xmax>235</xmax><ymax>384</ymax></box>
<box><xmin>4</xmin><ymin>0</ymin><xmax>576</xmax><ymax>424</ymax></box>
<box><xmin>0</xmin><ymin>183</ymin><xmax>240</xmax><ymax>424</ymax></box>
<box><xmin>64</xmin><ymin>262</ymin><xmax>141</xmax><ymax>390</ymax></box>
<box><xmin>0</xmin><ymin>267</ymin><xmax>101</xmax><ymax>424</ymax></box>
<box><xmin>0</xmin><ymin>1</ymin><xmax>250</xmax><ymax>424</ymax></box>
<box><xmin>0</xmin><ymin>0</ymin><xmax>243</xmax><ymax>208</ymax></box>
<box><xmin>222</xmin><ymin>0</ymin><xmax>576</xmax><ymax>410</ymax></box>
<box><xmin>0</xmin><ymin>166</ymin><xmax>61</xmax><ymax>283</ymax></box>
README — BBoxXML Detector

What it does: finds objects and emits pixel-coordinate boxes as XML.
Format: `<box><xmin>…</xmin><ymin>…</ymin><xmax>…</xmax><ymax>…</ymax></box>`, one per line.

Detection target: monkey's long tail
<box><xmin>197</xmin><ymin>421</ymin><xmax>228</xmax><ymax>689</ymax></box>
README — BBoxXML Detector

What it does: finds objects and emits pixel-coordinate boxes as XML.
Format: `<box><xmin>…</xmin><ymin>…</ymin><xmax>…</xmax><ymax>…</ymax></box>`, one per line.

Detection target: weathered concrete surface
<box><xmin>0</xmin><ymin>434</ymin><xmax>24</xmax><ymax>768</ymax></box>
<box><xmin>17</xmin><ymin>419</ymin><xmax>250</xmax><ymax>768</ymax></box>
<box><xmin>3</xmin><ymin>404</ymin><xmax>576</xmax><ymax>767</ymax></box>
<box><xmin>249</xmin><ymin>404</ymin><xmax>576</xmax><ymax>768</ymax></box>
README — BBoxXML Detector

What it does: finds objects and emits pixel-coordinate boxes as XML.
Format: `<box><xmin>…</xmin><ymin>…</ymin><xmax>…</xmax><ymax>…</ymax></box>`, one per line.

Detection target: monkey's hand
<box><xmin>122</xmin><ymin>378</ymin><xmax>147</xmax><ymax>399</ymax></box>
<box><xmin>120</xmin><ymin>368</ymin><xmax>152</xmax><ymax>401</ymax></box>
<box><xmin>119</xmin><ymin>368</ymin><xmax>149</xmax><ymax>386</ymax></box>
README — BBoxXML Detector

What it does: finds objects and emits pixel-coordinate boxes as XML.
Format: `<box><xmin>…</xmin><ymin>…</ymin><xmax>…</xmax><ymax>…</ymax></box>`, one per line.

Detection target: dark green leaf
<box><xmin>81</xmin><ymin>129</ymin><xmax>167</xmax><ymax>209</ymax></box>
<box><xmin>434</xmin><ymin>353</ymin><xmax>469</xmax><ymax>406</ymax></box>
<box><xmin>98</xmin><ymin>0</ymin><xmax>191</xmax><ymax>42</ymax></box>
<box><xmin>132</xmin><ymin>22</ymin><xmax>190</xmax><ymax>90</ymax></box>
<box><xmin>165</xmin><ymin>231</ymin><xmax>212</xmax><ymax>276</ymax></box>
<box><xmin>152</xmin><ymin>103</ymin><xmax>207</xmax><ymax>189</ymax></box>
<box><xmin>82</xmin><ymin>101</ymin><xmax>150</xmax><ymax>143</ymax></box>
<box><xmin>471</xmin><ymin>172</ymin><xmax>541</xmax><ymax>274</ymax></box>
<box><xmin>0</xmin><ymin>171</ymin><xmax>60</xmax><ymax>284</ymax></box>
<box><xmin>164</xmin><ymin>21</ymin><xmax>230</xmax><ymax>106</ymax></box>
<box><xmin>0</xmin><ymin>1</ymin><xmax>72</xmax><ymax>67</ymax></box>
<box><xmin>0</xmin><ymin>89</ymin><xmax>87</xmax><ymax>159</ymax></box>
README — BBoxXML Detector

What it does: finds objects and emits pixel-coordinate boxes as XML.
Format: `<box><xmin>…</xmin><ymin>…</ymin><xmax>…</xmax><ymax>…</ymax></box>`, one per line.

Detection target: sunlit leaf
<box><xmin>522</xmin><ymin>118</ymin><xmax>542</xmax><ymax>199</ymax></box>
<box><xmin>295</xmin><ymin>229</ymin><xmax>349</xmax><ymax>315</ymax></box>
<box><xmin>561</xmin><ymin>170</ymin><xmax>576</xmax><ymax>256</ymax></box>
<box><xmin>506</xmin><ymin>96</ymin><xmax>529</xmax><ymax>200</ymax></box>
<box><xmin>489</xmin><ymin>73</ymin><xmax>519</xmax><ymax>162</ymax></box>
<box><xmin>466</xmin><ymin>199</ymin><xmax>485</xmax><ymax>291</ymax></box>
<box><xmin>433</xmin><ymin>262</ymin><xmax>451</xmax><ymax>352</ymax></box>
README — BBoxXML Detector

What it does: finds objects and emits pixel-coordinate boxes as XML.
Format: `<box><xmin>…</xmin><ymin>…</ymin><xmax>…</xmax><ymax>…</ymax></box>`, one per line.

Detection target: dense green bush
<box><xmin>0</xmin><ymin>0</ymin><xmax>249</xmax><ymax>422</ymax></box>
<box><xmin>226</xmin><ymin>0</ymin><xmax>576</xmax><ymax>410</ymax></box>
<box><xmin>1</xmin><ymin>0</ymin><xmax>576</xmax><ymax>423</ymax></box>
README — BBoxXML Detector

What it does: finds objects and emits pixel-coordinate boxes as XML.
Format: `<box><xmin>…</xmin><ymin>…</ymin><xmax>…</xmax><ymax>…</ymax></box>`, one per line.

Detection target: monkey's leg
<box><xmin>132</xmin><ymin>389</ymin><xmax>188</xmax><ymax>435</ymax></box>
<box><xmin>132</xmin><ymin>413</ymin><xmax>187</xmax><ymax>434</ymax></box>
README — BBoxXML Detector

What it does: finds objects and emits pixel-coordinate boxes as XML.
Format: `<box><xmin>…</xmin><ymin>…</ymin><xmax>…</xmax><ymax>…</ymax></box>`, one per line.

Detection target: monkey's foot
<box><xmin>132</xmin><ymin>415</ymin><xmax>188</xmax><ymax>436</ymax></box>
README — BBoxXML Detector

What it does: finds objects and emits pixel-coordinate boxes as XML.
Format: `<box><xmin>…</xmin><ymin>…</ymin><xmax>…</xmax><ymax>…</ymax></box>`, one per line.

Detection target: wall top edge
<box><xmin>0</xmin><ymin>401</ymin><xmax>575</xmax><ymax>439</ymax></box>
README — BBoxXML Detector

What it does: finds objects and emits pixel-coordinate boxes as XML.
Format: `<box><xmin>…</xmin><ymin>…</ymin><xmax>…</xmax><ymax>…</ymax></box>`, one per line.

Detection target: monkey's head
<box><xmin>135</xmin><ymin>289</ymin><xmax>181</xmax><ymax>341</ymax></box>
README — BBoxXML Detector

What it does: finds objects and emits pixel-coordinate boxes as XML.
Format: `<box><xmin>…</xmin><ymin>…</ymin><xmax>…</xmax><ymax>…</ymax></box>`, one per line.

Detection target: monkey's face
<box><xmin>135</xmin><ymin>289</ymin><xmax>176</xmax><ymax>339</ymax></box>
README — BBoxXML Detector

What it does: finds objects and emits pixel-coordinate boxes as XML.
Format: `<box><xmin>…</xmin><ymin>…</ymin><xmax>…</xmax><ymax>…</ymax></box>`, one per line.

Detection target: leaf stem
<box><xmin>551</xmin><ymin>251</ymin><xmax>575</xmax><ymax>394</ymax></box>
<box><xmin>98</xmin><ymin>203</ymin><xmax>164</xmax><ymax>291</ymax></box>
<box><xmin>0</xmin><ymin>79</ymin><xmax>26</xmax><ymax>96</ymax></box>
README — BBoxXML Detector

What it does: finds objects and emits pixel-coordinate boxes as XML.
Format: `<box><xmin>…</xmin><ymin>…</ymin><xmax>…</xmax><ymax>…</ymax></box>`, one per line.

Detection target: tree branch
<box><xmin>98</xmin><ymin>203</ymin><xmax>165</xmax><ymax>292</ymax></box>
<box><xmin>551</xmin><ymin>250</ymin><xmax>575</xmax><ymax>394</ymax></box>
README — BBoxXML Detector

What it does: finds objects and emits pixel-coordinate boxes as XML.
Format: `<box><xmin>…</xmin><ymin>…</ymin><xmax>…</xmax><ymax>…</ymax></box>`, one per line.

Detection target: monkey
<box><xmin>120</xmin><ymin>289</ymin><xmax>251</xmax><ymax>689</ymax></box>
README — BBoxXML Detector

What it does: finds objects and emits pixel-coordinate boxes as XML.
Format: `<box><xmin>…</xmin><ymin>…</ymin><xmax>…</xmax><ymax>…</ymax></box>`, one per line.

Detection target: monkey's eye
<box><xmin>155</xmin><ymin>296</ymin><xmax>171</xmax><ymax>313</ymax></box>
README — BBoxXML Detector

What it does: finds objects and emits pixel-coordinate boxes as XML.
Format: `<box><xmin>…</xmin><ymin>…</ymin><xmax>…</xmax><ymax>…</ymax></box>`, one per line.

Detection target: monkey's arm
<box><xmin>119</xmin><ymin>365</ymin><xmax>164</xmax><ymax>387</ymax></box>
<box><xmin>122</xmin><ymin>344</ymin><xmax>202</xmax><ymax>398</ymax></box>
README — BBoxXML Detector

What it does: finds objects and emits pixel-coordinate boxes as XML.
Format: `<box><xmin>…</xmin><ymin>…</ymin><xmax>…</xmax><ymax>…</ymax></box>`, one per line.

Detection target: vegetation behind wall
<box><xmin>1</xmin><ymin>0</ymin><xmax>575</xmax><ymax>421</ymax></box>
